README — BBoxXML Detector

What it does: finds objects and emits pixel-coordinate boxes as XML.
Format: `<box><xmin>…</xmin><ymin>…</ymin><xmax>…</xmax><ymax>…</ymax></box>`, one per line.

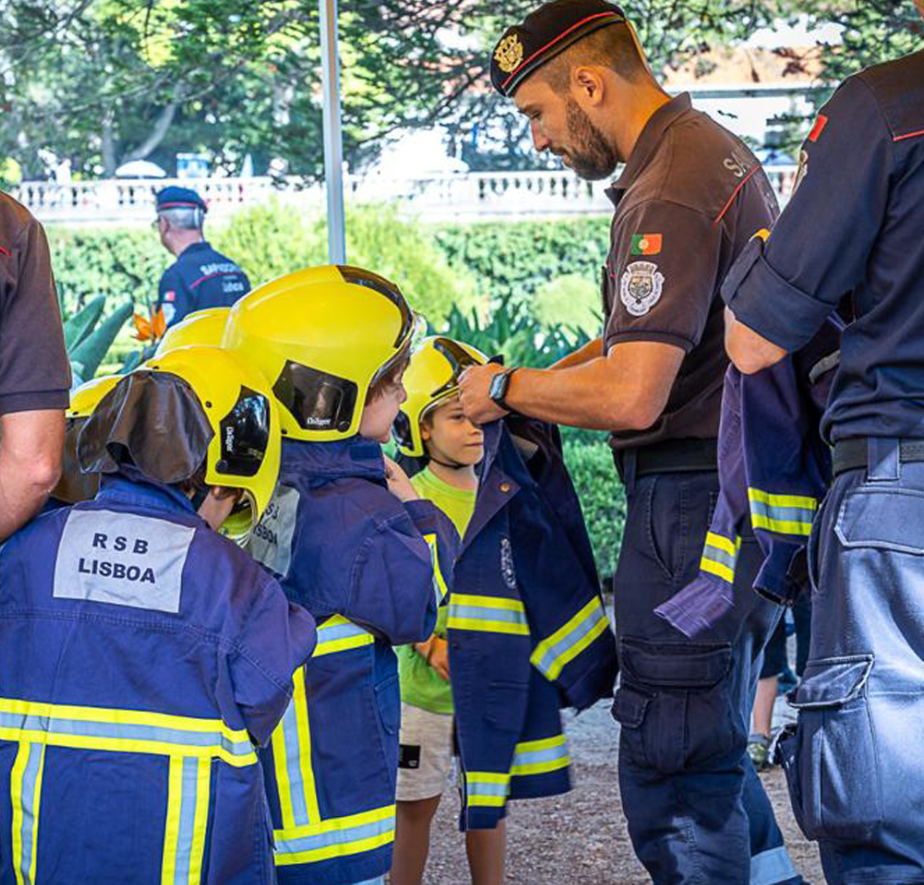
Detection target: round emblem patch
<box><xmin>620</xmin><ymin>261</ymin><xmax>665</xmax><ymax>317</ymax></box>
<box><xmin>494</xmin><ymin>35</ymin><xmax>524</xmax><ymax>74</ymax></box>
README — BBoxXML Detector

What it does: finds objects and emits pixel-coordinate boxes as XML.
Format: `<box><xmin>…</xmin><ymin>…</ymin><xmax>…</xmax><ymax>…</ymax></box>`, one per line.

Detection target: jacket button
<box><xmin>500</xmin><ymin>482</ymin><xmax>510</xmax><ymax>493</ymax></box>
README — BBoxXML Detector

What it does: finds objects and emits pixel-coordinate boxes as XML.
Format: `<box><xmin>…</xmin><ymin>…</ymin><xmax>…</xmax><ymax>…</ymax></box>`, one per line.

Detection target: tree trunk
<box><xmin>101</xmin><ymin>111</ymin><xmax>117</xmax><ymax>178</ymax></box>
<box><xmin>121</xmin><ymin>100</ymin><xmax>178</xmax><ymax>165</ymax></box>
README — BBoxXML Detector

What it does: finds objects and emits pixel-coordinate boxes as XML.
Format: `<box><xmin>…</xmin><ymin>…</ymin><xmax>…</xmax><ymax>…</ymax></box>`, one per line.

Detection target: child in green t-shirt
<box><xmin>390</xmin><ymin>337</ymin><xmax>506</xmax><ymax>885</ymax></box>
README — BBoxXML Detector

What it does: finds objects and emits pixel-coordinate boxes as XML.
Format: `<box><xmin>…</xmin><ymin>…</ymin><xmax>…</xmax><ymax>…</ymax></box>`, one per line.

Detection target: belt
<box><xmin>613</xmin><ymin>437</ymin><xmax>717</xmax><ymax>482</ymax></box>
<box><xmin>832</xmin><ymin>437</ymin><xmax>924</xmax><ymax>478</ymax></box>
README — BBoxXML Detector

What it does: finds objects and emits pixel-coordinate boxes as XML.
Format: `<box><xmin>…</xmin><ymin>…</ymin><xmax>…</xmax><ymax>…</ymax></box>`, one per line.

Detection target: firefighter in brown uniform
<box><xmin>460</xmin><ymin>2</ymin><xmax>803</xmax><ymax>883</ymax></box>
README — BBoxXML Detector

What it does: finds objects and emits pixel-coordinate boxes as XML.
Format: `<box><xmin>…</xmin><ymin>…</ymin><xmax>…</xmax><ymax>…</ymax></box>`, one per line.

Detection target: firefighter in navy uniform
<box><xmin>724</xmin><ymin>15</ymin><xmax>924</xmax><ymax>884</ymax></box>
<box><xmin>153</xmin><ymin>186</ymin><xmax>251</xmax><ymax>327</ymax></box>
<box><xmin>460</xmin><ymin>2</ymin><xmax>803</xmax><ymax>883</ymax></box>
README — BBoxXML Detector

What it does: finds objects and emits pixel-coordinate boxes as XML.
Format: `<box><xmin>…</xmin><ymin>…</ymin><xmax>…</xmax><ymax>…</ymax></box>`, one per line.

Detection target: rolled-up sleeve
<box><xmin>722</xmin><ymin>76</ymin><xmax>892</xmax><ymax>352</ymax></box>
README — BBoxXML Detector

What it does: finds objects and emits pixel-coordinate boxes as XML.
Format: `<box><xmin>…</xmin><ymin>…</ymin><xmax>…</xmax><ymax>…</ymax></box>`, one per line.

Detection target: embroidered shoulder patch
<box><xmin>620</xmin><ymin>261</ymin><xmax>665</xmax><ymax>317</ymax></box>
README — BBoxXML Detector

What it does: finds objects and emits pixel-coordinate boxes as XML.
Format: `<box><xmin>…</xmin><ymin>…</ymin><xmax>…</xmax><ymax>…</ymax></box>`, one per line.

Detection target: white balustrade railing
<box><xmin>11</xmin><ymin>167</ymin><xmax>798</xmax><ymax>226</ymax></box>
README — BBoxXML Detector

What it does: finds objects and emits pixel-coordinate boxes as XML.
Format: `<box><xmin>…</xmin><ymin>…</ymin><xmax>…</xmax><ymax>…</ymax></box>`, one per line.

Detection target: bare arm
<box><xmin>724</xmin><ymin>307</ymin><xmax>788</xmax><ymax>375</ymax></box>
<box><xmin>549</xmin><ymin>336</ymin><xmax>603</xmax><ymax>370</ymax></box>
<box><xmin>0</xmin><ymin>409</ymin><xmax>65</xmax><ymax>540</ymax></box>
<box><xmin>459</xmin><ymin>341</ymin><xmax>684</xmax><ymax>433</ymax></box>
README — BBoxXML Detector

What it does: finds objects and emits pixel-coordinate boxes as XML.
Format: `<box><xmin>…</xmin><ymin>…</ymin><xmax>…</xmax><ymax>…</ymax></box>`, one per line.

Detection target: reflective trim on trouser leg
<box><xmin>11</xmin><ymin>741</ymin><xmax>45</xmax><ymax>885</ymax></box>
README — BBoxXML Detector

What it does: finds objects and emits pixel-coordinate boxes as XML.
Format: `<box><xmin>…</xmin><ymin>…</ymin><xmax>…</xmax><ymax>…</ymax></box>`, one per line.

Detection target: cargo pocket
<box><xmin>836</xmin><ymin>486</ymin><xmax>924</xmax><ymax>556</ymax></box>
<box><xmin>783</xmin><ymin>654</ymin><xmax>881</xmax><ymax>843</ymax></box>
<box><xmin>374</xmin><ymin>673</ymin><xmax>401</xmax><ymax>736</ymax></box>
<box><xmin>616</xmin><ymin>637</ymin><xmax>734</xmax><ymax>774</ymax></box>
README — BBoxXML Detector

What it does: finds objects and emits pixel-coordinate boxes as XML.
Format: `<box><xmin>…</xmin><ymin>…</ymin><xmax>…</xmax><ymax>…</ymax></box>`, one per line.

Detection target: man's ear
<box><xmin>573</xmin><ymin>67</ymin><xmax>606</xmax><ymax>106</ymax></box>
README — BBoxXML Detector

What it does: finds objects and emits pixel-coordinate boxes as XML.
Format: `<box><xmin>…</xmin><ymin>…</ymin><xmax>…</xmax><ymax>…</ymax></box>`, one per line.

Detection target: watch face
<box><xmin>490</xmin><ymin>371</ymin><xmax>509</xmax><ymax>403</ymax></box>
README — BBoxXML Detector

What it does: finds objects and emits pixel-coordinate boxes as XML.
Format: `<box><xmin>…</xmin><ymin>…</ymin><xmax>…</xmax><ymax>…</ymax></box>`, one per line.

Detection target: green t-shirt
<box><xmin>396</xmin><ymin>467</ymin><xmax>476</xmax><ymax>715</ymax></box>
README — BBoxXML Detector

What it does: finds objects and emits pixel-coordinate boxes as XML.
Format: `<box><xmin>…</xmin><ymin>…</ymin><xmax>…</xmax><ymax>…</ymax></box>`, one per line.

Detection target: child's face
<box><xmin>422</xmin><ymin>396</ymin><xmax>484</xmax><ymax>467</ymax></box>
<box><xmin>359</xmin><ymin>374</ymin><xmax>408</xmax><ymax>444</ymax></box>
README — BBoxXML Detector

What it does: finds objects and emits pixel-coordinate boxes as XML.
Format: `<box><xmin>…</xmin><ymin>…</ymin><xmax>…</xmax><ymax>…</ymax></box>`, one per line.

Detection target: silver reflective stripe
<box><xmin>447</xmin><ymin>604</ymin><xmax>528</xmax><ymax>626</ymax></box>
<box><xmin>750</xmin><ymin>845</ymin><xmax>798</xmax><ymax>885</ymax></box>
<box><xmin>278</xmin><ymin>697</ymin><xmax>311</xmax><ymax>826</ymax></box>
<box><xmin>53</xmin><ymin>509</ymin><xmax>194</xmax><ymax>613</ymax></box>
<box><xmin>247</xmin><ymin>485</ymin><xmax>300</xmax><ymax>578</ymax></box>
<box><xmin>12</xmin><ymin>742</ymin><xmax>45</xmax><ymax>885</ymax></box>
<box><xmin>0</xmin><ymin>711</ymin><xmax>253</xmax><ymax>761</ymax></box>
<box><xmin>532</xmin><ymin>601</ymin><xmax>608</xmax><ymax>678</ymax></box>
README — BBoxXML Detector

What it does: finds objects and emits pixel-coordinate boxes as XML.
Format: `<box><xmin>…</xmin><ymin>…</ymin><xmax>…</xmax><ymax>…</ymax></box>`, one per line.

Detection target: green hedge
<box><xmin>562</xmin><ymin>437</ymin><xmax>625</xmax><ymax>579</ymax></box>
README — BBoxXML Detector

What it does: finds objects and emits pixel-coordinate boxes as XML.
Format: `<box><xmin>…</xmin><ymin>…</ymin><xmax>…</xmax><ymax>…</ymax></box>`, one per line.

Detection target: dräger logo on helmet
<box><xmin>302</xmin><ymin>416</ymin><xmax>332</xmax><ymax>427</ymax></box>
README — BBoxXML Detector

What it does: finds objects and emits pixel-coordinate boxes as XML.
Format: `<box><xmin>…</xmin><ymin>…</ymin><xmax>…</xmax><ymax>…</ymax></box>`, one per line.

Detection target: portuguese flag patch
<box><xmin>631</xmin><ymin>234</ymin><xmax>662</xmax><ymax>256</ymax></box>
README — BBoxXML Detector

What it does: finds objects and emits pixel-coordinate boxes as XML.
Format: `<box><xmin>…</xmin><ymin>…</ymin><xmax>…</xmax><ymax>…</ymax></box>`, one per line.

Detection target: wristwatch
<box><xmin>489</xmin><ymin>368</ymin><xmax>518</xmax><ymax>412</ymax></box>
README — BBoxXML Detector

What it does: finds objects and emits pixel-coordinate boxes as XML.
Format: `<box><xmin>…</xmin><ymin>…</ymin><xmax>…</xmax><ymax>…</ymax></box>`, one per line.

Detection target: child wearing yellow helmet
<box><xmin>389</xmin><ymin>336</ymin><xmax>509</xmax><ymax>885</ymax></box>
<box><xmin>223</xmin><ymin>266</ymin><xmax>459</xmax><ymax>885</ymax></box>
<box><xmin>0</xmin><ymin>345</ymin><xmax>316</xmax><ymax>883</ymax></box>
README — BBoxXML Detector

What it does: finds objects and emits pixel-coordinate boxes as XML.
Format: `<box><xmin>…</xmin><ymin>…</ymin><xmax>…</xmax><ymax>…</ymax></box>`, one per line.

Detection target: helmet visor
<box><xmin>428</xmin><ymin>337</ymin><xmax>484</xmax><ymax>402</ymax></box>
<box><xmin>216</xmin><ymin>386</ymin><xmax>271</xmax><ymax>478</ymax></box>
<box><xmin>273</xmin><ymin>361</ymin><xmax>359</xmax><ymax>435</ymax></box>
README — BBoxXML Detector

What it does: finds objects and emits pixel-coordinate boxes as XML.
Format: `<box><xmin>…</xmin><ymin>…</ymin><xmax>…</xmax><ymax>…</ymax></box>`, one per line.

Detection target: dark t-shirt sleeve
<box><xmin>0</xmin><ymin>212</ymin><xmax>70</xmax><ymax>414</ymax></box>
<box><xmin>722</xmin><ymin>77</ymin><xmax>891</xmax><ymax>352</ymax></box>
<box><xmin>604</xmin><ymin>200</ymin><xmax>723</xmax><ymax>354</ymax></box>
<box><xmin>156</xmin><ymin>265</ymin><xmax>190</xmax><ymax>327</ymax></box>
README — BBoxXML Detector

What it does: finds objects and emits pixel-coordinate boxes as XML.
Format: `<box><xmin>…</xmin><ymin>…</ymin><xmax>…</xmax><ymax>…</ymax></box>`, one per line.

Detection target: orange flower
<box><xmin>132</xmin><ymin>306</ymin><xmax>168</xmax><ymax>343</ymax></box>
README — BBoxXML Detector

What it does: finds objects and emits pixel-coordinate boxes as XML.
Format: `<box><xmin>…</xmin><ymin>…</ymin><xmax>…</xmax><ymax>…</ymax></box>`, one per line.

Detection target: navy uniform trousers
<box><xmin>612</xmin><ymin>456</ymin><xmax>802</xmax><ymax>885</ymax></box>
<box><xmin>779</xmin><ymin>439</ymin><xmax>924</xmax><ymax>885</ymax></box>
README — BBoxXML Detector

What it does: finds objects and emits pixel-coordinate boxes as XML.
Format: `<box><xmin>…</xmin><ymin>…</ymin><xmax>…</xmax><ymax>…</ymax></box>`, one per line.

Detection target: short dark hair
<box><xmin>539</xmin><ymin>23</ymin><xmax>647</xmax><ymax>92</ymax></box>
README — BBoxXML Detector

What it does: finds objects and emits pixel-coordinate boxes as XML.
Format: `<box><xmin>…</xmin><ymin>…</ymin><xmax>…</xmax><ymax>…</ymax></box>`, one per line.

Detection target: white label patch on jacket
<box><xmin>53</xmin><ymin>510</ymin><xmax>194</xmax><ymax>613</ymax></box>
<box><xmin>247</xmin><ymin>484</ymin><xmax>300</xmax><ymax>578</ymax></box>
<box><xmin>500</xmin><ymin>537</ymin><xmax>517</xmax><ymax>591</ymax></box>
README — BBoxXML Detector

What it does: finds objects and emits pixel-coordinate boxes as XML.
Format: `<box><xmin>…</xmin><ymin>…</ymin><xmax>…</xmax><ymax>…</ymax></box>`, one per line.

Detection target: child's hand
<box><xmin>415</xmin><ymin>637</ymin><xmax>450</xmax><ymax>680</ymax></box>
<box><xmin>383</xmin><ymin>455</ymin><xmax>419</xmax><ymax>503</ymax></box>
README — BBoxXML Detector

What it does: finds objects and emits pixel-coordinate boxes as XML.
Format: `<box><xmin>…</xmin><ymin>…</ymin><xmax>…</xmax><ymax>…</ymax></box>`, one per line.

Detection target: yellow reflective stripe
<box><xmin>187</xmin><ymin>758</ymin><xmax>210</xmax><ymax>885</ymax></box>
<box><xmin>509</xmin><ymin>734</ymin><xmax>570</xmax><ymax>777</ymax></box>
<box><xmin>11</xmin><ymin>741</ymin><xmax>44</xmax><ymax>885</ymax></box>
<box><xmin>0</xmin><ymin>698</ymin><xmax>249</xmax><ymax>745</ymax></box>
<box><xmin>275</xmin><ymin>804</ymin><xmax>395</xmax><ymax>840</ymax></box>
<box><xmin>0</xmin><ymin>728</ymin><xmax>255</xmax><ymax>768</ymax></box>
<box><xmin>514</xmin><ymin>735</ymin><xmax>566</xmax><ymax>754</ymax></box>
<box><xmin>272</xmin><ymin>713</ymin><xmax>297</xmax><ymax>831</ymax></box>
<box><xmin>450</xmin><ymin>594</ymin><xmax>525</xmax><ymax>613</ymax></box>
<box><xmin>700</xmin><ymin>558</ymin><xmax>735</xmax><ymax>584</ymax></box>
<box><xmin>313</xmin><ymin>635</ymin><xmax>373</xmax><ymax>657</ymax></box>
<box><xmin>468</xmin><ymin>794</ymin><xmax>507</xmax><ymax>807</ymax></box>
<box><xmin>751</xmin><ymin>515</ymin><xmax>814</xmax><ymax>536</ymax></box>
<box><xmin>467</xmin><ymin>772</ymin><xmax>509</xmax><ymax>785</ymax></box>
<box><xmin>446</xmin><ymin>617</ymin><xmax>530</xmax><ymax>636</ymax></box>
<box><xmin>704</xmin><ymin>532</ymin><xmax>739</xmax><ymax>558</ymax></box>
<box><xmin>510</xmin><ymin>757</ymin><xmax>570</xmax><ymax>776</ymax></box>
<box><xmin>291</xmin><ymin>669</ymin><xmax>320</xmax><ymax>824</ymax></box>
<box><xmin>161</xmin><ymin>757</ymin><xmax>184</xmax><ymax>885</ymax></box>
<box><xmin>423</xmin><ymin>533</ymin><xmax>449</xmax><ymax>603</ymax></box>
<box><xmin>530</xmin><ymin>597</ymin><xmax>610</xmax><ymax>682</ymax></box>
<box><xmin>274</xmin><ymin>805</ymin><xmax>396</xmax><ymax>866</ymax></box>
<box><xmin>747</xmin><ymin>489</ymin><xmax>818</xmax><ymax>510</ymax></box>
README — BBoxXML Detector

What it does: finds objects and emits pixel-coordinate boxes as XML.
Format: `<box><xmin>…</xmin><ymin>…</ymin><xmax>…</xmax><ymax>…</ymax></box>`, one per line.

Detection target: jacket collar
<box><xmin>96</xmin><ymin>470</ymin><xmax>199</xmax><ymax>517</ymax></box>
<box><xmin>605</xmin><ymin>92</ymin><xmax>693</xmax><ymax>205</ymax></box>
<box><xmin>281</xmin><ymin>436</ymin><xmax>386</xmax><ymax>483</ymax></box>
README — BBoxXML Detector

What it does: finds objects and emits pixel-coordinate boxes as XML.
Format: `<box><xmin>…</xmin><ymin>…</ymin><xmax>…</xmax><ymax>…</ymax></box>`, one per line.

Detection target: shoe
<box><xmin>748</xmin><ymin>732</ymin><xmax>772</xmax><ymax>771</ymax></box>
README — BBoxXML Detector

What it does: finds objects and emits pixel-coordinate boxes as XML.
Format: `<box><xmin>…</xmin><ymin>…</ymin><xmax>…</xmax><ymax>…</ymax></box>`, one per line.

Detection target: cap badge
<box><xmin>494</xmin><ymin>34</ymin><xmax>525</xmax><ymax>74</ymax></box>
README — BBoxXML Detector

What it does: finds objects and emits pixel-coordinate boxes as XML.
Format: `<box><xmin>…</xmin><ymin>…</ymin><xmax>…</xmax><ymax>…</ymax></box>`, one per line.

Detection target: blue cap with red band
<box><xmin>155</xmin><ymin>186</ymin><xmax>208</xmax><ymax>214</ymax></box>
<box><xmin>490</xmin><ymin>0</ymin><xmax>626</xmax><ymax>98</ymax></box>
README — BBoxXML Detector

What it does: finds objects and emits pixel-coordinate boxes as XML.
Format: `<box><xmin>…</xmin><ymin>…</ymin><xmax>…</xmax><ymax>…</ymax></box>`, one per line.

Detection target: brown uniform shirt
<box><xmin>0</xmin><ymin>193</ymin><xmax>70</xmax><ymax>415</ymax></box>
<box><xmin>603</xmin><ymin>94</ymin><xmax>778</xmax><ymax>451</ymax></box>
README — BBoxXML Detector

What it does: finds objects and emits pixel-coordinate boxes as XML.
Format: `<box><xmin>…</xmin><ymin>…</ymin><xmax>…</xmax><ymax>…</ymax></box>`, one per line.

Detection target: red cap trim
<box><xmin>894</xmin><ymin>128</ymin><xmax>924</xmax><ymax>143</ymax></box>
<box><xmin>501</xmin><ymin>11</ymin><xmax>623</xmax><ymax>92</ymax></box>
<box><xmin>0</xmin><ymin>244</ymin><xmax>10</xmax><ymax>257</ymax></box>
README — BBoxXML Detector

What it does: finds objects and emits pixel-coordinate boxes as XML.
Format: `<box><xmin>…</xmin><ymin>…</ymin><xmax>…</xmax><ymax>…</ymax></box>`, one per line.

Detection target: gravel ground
<box><xmin>414</xmin><ymin>700</ymin><xmax>823</xmax><ymax>885</ymax></box>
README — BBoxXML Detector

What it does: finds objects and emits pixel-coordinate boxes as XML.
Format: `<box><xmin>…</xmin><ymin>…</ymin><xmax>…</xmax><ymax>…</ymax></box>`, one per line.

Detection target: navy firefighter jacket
<box><xmin>721</xmin><ymin>50</ymin><xmax>924</xmax><ymax>444</ymax></box>
<box><xmin>0</xmin><ymin>473</ymin><xmax>317</xmax><ymax>885</ymax></box>
<box><xmin>449</xmin><ymin>418</ymin><xmax>618</xmax><ymax>830</ymax></box>
<box><xmin>655</xmin><ymin>317</ymin><xmax>842</xmax><ymax>639</ymax></box>
<box><xmin>247</xmin><ymin>436</ymin><xmax>458</xmax><ymax>885</ymax></box>
<box><xmin>156</xmin><ymin>241</ymin><xmax>250</xmax><ymax>327</ymax></box>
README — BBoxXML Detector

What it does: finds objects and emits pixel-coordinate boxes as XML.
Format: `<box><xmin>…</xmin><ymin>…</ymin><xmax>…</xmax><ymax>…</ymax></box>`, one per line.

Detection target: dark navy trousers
<box><xmin>611</xmin><ymin>463</ymin><xmax>801</xmax><ymax>885</ymax></box>
<box><xmin>779</xmin><ymin>439</ymin><xmax>924</xmax><ymax>885</ymax></box>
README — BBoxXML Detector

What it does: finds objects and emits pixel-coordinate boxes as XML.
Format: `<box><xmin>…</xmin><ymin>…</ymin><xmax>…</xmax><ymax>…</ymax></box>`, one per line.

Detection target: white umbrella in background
<box><xmin>115</xmin><ymin>159</ymin><xmax>167</xmax><ymax>178</ymax></box>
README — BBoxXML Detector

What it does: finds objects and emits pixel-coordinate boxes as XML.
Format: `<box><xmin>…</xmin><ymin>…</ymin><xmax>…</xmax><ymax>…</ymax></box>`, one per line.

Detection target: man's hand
<box><xmin>724</xmin><ymin>307</ymin><xmax>788</xmax><ymax>374</ymax></box>
<box><xmin>383</xmin><ymin>454</ymin><xmax>419</xmax><ymax>503</ymax></box>
<box><xmin>459</xmin><ymin>363</ymin><xmax>509</xmax><ymax>424</ymax></box>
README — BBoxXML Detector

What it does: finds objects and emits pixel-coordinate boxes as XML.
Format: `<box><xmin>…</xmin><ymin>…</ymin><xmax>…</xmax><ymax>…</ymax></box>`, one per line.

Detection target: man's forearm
<box><xmin>0</xmin><ymin>409</ymin><xmax>65</xmax><ymax>540</ymax></box>
<box><xmin>549</xmin><ymin>336</ymin><xmax>603</xmax><ymax>370</ymax></box>
<box><xmin>505</xmin><ymin>359</ymin><xmax>651</xmax><ymax>432</ymax></box>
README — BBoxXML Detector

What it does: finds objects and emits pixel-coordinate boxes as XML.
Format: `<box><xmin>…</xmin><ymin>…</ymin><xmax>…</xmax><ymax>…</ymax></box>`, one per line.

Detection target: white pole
<box><xmin>319</xmin><ymin>0</ymin><xmax>346</xmax><ymax>264</ymax></box>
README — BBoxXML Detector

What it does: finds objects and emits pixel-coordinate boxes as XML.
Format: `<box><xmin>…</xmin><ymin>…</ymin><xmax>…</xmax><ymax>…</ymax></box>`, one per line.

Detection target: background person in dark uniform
<box><xmin>153</xmin><ymin>186</ymin><xmax>250</xmax><ymax>327</ymax></box>
<box><xmin>0</xmin><ymin>192</ymin><xmax>70</xmax><ymax>537</ymax></box>
<box><xmin>460</xmin><ymin>3</ymin><xmax>803</xmax><ymax>883</ymax></box>
<box><xmin>724</xmin><ymin>9</ymin><xmax>924</xmax><ymax>882</ymax></box>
